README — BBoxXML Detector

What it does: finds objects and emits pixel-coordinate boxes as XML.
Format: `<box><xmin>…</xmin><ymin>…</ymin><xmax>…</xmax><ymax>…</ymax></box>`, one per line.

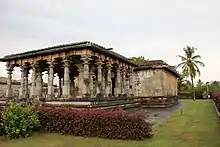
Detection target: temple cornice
<box><xmin>0</xmin><ymin>41</ymin><xmax>137</xmax><ymax>66</ymax></box>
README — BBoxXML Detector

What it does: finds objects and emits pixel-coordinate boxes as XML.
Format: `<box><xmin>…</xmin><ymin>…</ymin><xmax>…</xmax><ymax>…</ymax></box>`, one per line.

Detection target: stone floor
<box><xmin>127</xmin><ymin>102</ymin><xmax>188</xmax><ymax>126</ymax></box>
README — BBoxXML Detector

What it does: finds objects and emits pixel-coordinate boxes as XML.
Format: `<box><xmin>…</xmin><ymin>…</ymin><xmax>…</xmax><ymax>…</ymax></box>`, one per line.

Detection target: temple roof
<box><xmin>0</xmin><ymin>41</ymin><xmax>179</xmax><ymax>77</ymax></box>
<box><xmin>0</xmin><ymin>41</ymin><xmax>137</xmax><ymax>66</ymax></box>
<box><xmin>134</xmin><ymin>60</ymin><xmax>179</xmax><ymax>77</ymax></box>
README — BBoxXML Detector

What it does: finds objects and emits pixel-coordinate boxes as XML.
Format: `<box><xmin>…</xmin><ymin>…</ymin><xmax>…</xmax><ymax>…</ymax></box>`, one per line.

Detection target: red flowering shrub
<box><xmin>212</xmin><ymin>93</ymin><xmax>220</xmax><ymax>112</ymax></box>
<box><xmin>34</xmin><ymin>107</ymin><xmax>152</xmax><ymax>140</ymax></box>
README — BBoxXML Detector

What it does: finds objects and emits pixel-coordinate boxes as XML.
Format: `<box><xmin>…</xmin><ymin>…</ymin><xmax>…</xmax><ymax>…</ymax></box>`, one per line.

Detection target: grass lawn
<box><xmin>0</xmin><ymin>100</ymin><xmax>220</xmax><ymax>147</ymax></box>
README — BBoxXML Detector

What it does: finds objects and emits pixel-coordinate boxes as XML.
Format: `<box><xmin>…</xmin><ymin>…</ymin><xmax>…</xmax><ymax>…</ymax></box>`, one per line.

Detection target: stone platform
<box><xmin>0</xmin><ymin>96</ymin><xmax>179</xmax><ymax>110</ymax></box>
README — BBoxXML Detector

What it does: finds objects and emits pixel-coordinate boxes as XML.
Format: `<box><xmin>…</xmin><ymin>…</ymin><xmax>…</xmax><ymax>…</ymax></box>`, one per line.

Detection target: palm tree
<box><xmin>177</xmin><ymin>46</ymin><xmax>205</xmax><ymax>100</ymax></box>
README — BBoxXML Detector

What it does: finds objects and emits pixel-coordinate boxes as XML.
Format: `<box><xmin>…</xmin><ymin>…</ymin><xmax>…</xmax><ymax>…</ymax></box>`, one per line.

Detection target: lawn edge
<box><xmin>153</xmin><ymin>101</ymin><xmax>189</xmax><ymax>128</ymax></box>
<box><xmin>212</xmin><ymin>100</ymin><xmax>220</xmax><ymax>119</ymax></box>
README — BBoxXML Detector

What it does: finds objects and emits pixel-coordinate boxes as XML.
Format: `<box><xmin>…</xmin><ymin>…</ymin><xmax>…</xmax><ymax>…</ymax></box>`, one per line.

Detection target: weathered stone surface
<box><xmin>136</xmin><ymin>68</ymin><xmax>178</xmax><ymax>97</ymax></box>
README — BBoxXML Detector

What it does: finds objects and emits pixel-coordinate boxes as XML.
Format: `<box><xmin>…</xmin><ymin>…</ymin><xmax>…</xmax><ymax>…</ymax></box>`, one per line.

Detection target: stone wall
<box><xmin>162</xmin><ymin>69</ymin><xmax>178</xmax><ymax>96</ymax></box>
<box><xmin>137</xmin><ymin>69</ymin><xmax>163</xmax><ymax>97</ymax></box>
<box><xmin>137</xmin><ymin>68</ymin><xmax>178</xmax><ymax>97</ymax></box>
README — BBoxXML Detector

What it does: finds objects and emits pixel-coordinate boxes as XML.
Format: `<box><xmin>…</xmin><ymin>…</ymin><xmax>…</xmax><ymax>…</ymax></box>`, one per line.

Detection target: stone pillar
<box><xmin>62</xmin><ymin>59</ymin><xmax>70</xmax><ymax>98</ymax></box>
<box><xmin>57</xmin><ymin>76</ymin><xmax>62</xmax><ymax>98</ymax></box>
<box><xmin>71</xmin><ymin>79</ymin><xmax>76</xmax><ymax>97</ymax></box>
<box><xmin>89</xmin><ymin>71</ymin><xmax>95</xmax><ymax>97</ymax></box>
<box><xmin>121</xmin><ymin>67</ymin><xmax>126</xmax><ymax>95</ymax></box>
<box><xmin>102</xmin><ymin>69</ymin><xmax>106</xmax><ymax>96</ymax></box>
<box><xmin>128</xmin><ymin>69</ymin><xmax>134</xmax><ymax>96</ymax></box>
<box><xmin>126</xmin><ymin>75</ymin><xmax>130</xmax><ymax>96</ymax></box>
<box><xmin>47</xmin><ymin>61</ymin><xmax>55</xmax><ymax>98</ymax></box>
<box><xmin>24</xmin><ymin>66</ymin><xmax>29</xmax><ymax>98</ymax></box>
<box><xmin>115</xmin><ymin>67</ymin><xmax>121</xmax><ymax>97</ymax></box>
<box><xmin>134</xmin><ymin>72</ymin><xmax>139</xmax><ymax>96</ymax></box>
<box><xmin>96</xmin><ymin>60</ymin><xmax>103</xmax><ymax>95</ymax></box>
<box><xmin>81</xmin><ymin>55</ymin><xmax>91</xmax><ymax>96</ymax></box>
<box><xmin>77</xmin><ymin>64</ymin><xmax>84</xmax><ymax>97</ymax></box>
<box><xmin>106</xmin><ymin>63</ymin><xmax>112</xmax><ymax>97</ymax></box>
<box><xmin>19</xmin><ymin>65</ymin><xmax>25</xmax><ymax>98</ymax></box>
<box><xmin>6</xmin><ymin>63</ymin><xmax>13</xmax><ymax>99</ymax></box>
<box><xmin>130</xmin><ymin>71</ymin><xmax>135</xmax><ymax>96</ymax></box>
<box><xmin>35</xmin><ymin>66</ymin><xmax>43</xmax><ymax>97</ymax></box>
<box><xmin>30</xmin><ymin>64</ymin><xmax>37</xmax><ymax>97</ymax></box>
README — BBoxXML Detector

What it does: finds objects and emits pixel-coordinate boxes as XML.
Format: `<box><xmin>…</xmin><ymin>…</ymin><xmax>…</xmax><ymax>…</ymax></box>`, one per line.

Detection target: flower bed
<box><xmin>34</xmin><ymin>106</ymin><xmax>153</xmax><ymax>140</ymax></box>
<box><xmin>212</xmin><ymin>93</ymin><xmax>220</xmax><ymax>118</ymax></box>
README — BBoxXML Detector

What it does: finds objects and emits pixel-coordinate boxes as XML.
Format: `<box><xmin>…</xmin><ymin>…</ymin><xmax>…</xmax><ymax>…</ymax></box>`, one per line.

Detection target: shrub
<box><xmin>212</xmin><ymin>93</ymin><xmax>220</xmax><ymax>112</ymax></box>
<box><xmin>34</xmin><ymin>106</ymin><xmax>152</xmax><ymax>140</ymax></box>
<box><xmin>1</xmin><ymin>103</ymin><xmax>39</xmax><ymax>138</ymax></box>
<box><xmin>0</xmin><ymin>107</ymin><xmax>3</xmax><ymax>136</ymax></box>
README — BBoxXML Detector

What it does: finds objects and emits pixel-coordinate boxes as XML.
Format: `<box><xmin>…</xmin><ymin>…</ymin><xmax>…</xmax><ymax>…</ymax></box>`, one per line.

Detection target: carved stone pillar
<box><xmin>134</xmin><ymin>72</ymin><xmax>139</xmax><ymax>96</ymax></box>
<box><xmin>96</xmin><ymin>60</ymin><xmax>103</xmax><ymax>95</ymax></box>
<box><xmin>30</xmin><ymin>64</ymin><xmax>37</xmax><ymax>98</ymax></box>
<box><xmin>35</xmin><ymin>66</ymin><xmax>43</xmax><ymax>97</ymax></box>
<box><xmin>57</xmin><ymin>76</ymin><xmax>62</xmax><ymax>98</ymax></box>
<box><xmin>72</xmin><ymin>79</ymin><xmax>76</xmax><ymax>97</ymax></box>
<box><xmin>89</xmin><ymin>71</ymin><xmax>95</xmax><ymax>97</ymax></box>
<box><xmin>62</xmin><ymin>59</ymin><xmax>70</xmax><ymax>98</ymax></box>
<box><xmin>81</xmin><ymin>55</ymin><xmax>91</xmax><ymax>96</ymax></box>
<box><xmin>128</xmin><ymin>69</ymin><xmax>133</xmax><ymax>96</ymax></box>
<box><xmin>121</xmin><ymin>67</ymin><xmax>126</xmax><ymax>95</ymax></box>
<box><xmin>24</xmin><ymin>66</ymin><xmax>29</xmax><ymax>99</ymax></box>
<box><xmin>102</xmin><ymin>69</ymin><xmax>106</xmax><ymax>96</ymax></box>
<box><xmin>126</xmin><ymin>76</ymin><xmax>130</xmax><ymax>96</ymax></box>
<box><xmin>19</xmin><ymin>65</ymin><xmax>25</xmax><ymax>98</ymax></box>
<box><xmin>115</xmin><ymin>67</ymin><xmax>121</xmax><ymax>97</ymax></box>
<box><xmin>131</xmin><ymin>72</ymin><xmax>136</xmax><ymax>96</ymax></box>
<box><xmin>47</xmin><ymin>61</ymin><xmax>55</xmax><ymax>98</ymax></box>
<box><xmin>77</xmin><ymin>64</ymin><xmax>84</xmax><ymax>97</ymax></box>
<box><xmin>106</xmin><ymin>63</ymin><xmax>112</xmax><ymax>96</ymax></box>
<box><xmin>6</xmin><ymin>63</ymin><xmax>13</xmax><ymax>99</ymax></box>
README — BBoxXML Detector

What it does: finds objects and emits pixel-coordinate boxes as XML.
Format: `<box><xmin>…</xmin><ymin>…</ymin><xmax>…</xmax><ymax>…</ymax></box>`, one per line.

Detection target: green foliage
<box><xmin>130</xmin><ymin>56</ymin><xmax>148</xmax><ymax>64</ymax></box>
<box><xmin>177</xmin><ymin>46</ymin><xmax>205</xmax><ymax>100</ymax></box>
<box><xmin>1</xmin><ymin>103</ymin><xmax>39</xmax><ymax>138</ymax></box>
<box><xmin>180</xmin><ymin>78</ymin><xmax>220</xmax><ymax>99</ymax></box>
<box><xmin>0</xmin><ymin>108</ymin><xmax>3</xmax><ymax>136</ymax></box>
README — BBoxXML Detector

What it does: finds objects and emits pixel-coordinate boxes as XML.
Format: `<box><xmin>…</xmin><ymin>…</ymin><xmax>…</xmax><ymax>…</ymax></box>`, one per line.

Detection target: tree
<box><xmin>130</xmin><ymin>56</ymin><xmax>148</xmax><ymax>64</ymax></box>
<box><xmin>197</xmin><ymin>79</ymin><xmax>203</xmax><ymax>87</ymax></box>
<box><xmin>178</xmin><ymin>74</ymin><xmax>191</xmax><ymax>93</ymax></box>
<box><xmin>177</xmin><ymin>46</ymin><xmax>205</xmax><ymax>100</ymax></box>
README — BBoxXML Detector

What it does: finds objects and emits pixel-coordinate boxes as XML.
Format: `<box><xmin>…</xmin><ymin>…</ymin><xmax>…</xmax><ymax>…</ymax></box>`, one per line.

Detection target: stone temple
<box><xmin>0</xmin><ymin>41</ymin><xmax>179</xmax><ymax>108</ymax></box>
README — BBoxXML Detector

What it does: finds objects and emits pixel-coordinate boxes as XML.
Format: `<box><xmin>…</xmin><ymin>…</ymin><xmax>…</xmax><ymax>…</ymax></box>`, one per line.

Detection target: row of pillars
<box><xmin>5</xmin><ymin>56</ymin><xmax>139</xmax><ymax>99</ymax></box>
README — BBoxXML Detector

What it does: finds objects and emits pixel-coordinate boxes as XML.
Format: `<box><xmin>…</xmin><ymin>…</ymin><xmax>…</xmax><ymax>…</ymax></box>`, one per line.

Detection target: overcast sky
<box><xmin>0</xmin><ymin>0</ymin><xmax>219</xmax><ymax>82</ymax></box>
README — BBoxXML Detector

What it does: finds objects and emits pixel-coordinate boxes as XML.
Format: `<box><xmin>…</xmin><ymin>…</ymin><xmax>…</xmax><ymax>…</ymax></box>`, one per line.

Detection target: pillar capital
<box><xmin>47</xmin><ymin>61</ymin><xmax>56</xmax><ymax>68</ymax></box>
<box><xmin>6</xmin><ymin>68</ymin><xmax>13</xmax><ymax>74</ymax></box>
<box><xmin>77</xmin><ymin>64</ymin><xmax>84</xmax><ymax>71</ymax></box>
<box><xmin>96</xmin><ymin>59</ymin><xmax>104</xmax><ymax>67</ymax></box>
<box><xmin>62</xmin><ymin>59</ymin><xmax>70</xmax><ymax>67</ymax></box>
<box><xmin>6</xmin><ymin>62</ymin><xmax>14</xmax><ymax>69</ymax></box>
<box><xmin>81</xmin><ymin>55</ymin><xmax>92</xmax><ymax>64</ymax></box>
<box><xmin>20</xmin><ymin>64</ymin><xmax>26</xmax><ymax>70</ymax></box>
<box><xmin>6</xmin><ymin>64</ymin><xmax>14</xmax><ymax>72</ymax></box>
<box><xmin>106</xmin><ymin>62</ymin><xmax>112</xmax><ymax>69</ymax></box>
<box><xmin>121</xmin><ymin>65</ymin><xmax>127</xmax><ymax>71</ymax></box>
